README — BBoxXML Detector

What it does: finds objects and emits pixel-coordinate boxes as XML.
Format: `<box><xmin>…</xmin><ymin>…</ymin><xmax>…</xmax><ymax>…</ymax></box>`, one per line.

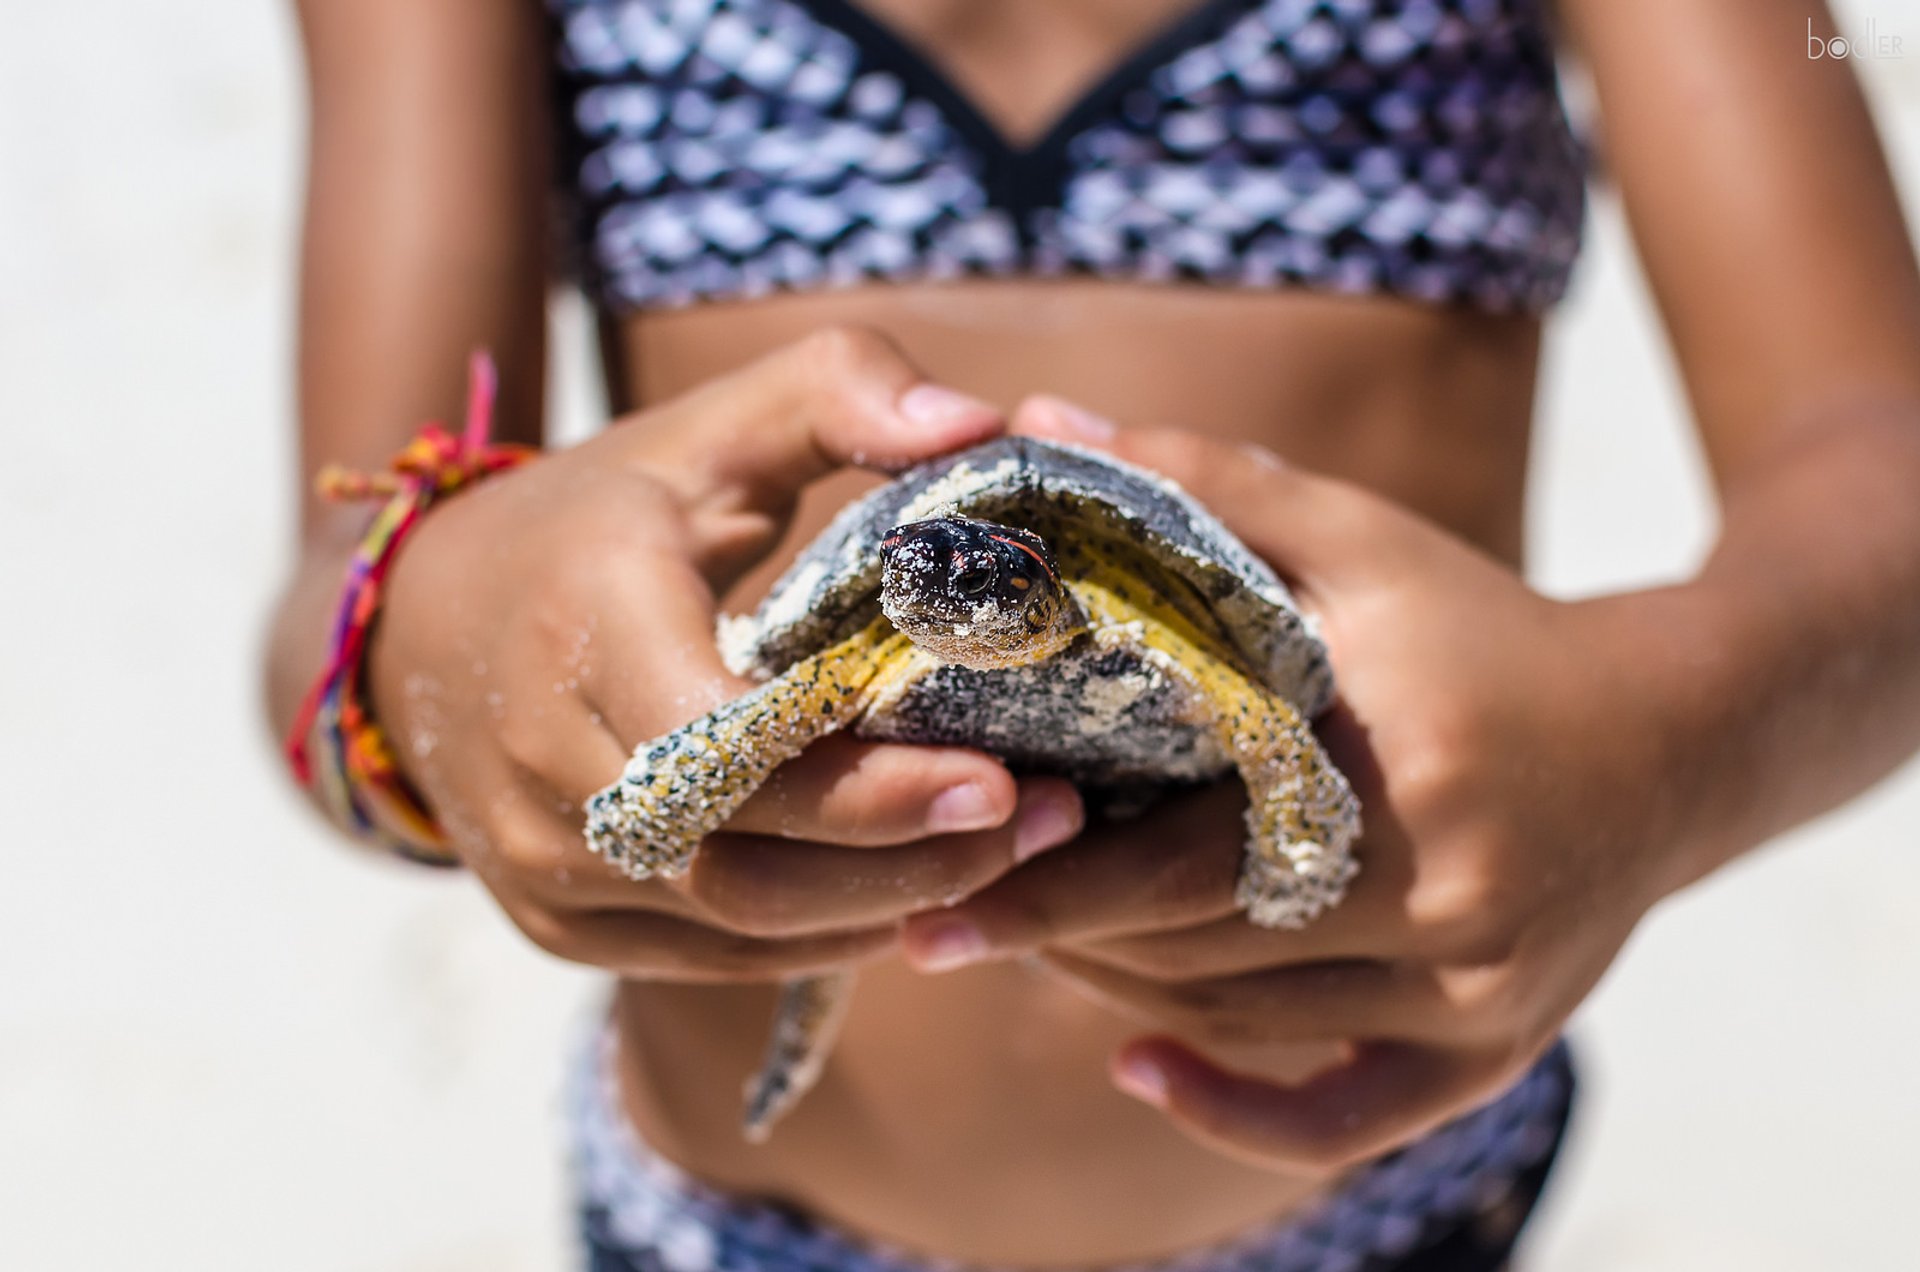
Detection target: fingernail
<box><xmin>1114</xmin><ymin>1055</ymin><xmax>1169</xmax><ymax>1108</ymax></box>
<box><xmin>1014</xmin><ymin>790</ymin><xmax>1083</xmax><ymax>862</ymax></box>
<box><xmin>909</xmin><ymin>919</ymin><xmax>987</xmax><ymax>973</ymax></box>
<box><xmin>899</xmin><ymin>383</ymin><xmax>998</xmax><ymax>429</ymax></box>
<box><xmin>927</xmin><ymin>782</ymin><xmax>999</xmax><ymax>834</ymax></box>
<box><xmin>1035</xmin><ymin>397</ymin><xmax>1116</xmax><ymax>443</ymax></box>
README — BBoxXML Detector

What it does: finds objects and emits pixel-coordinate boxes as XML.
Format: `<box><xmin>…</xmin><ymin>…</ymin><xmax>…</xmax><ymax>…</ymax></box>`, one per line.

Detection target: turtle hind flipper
<box><xmin>742</xmin><ymin>971</ymin><xmax>856</xmax><ymax>1142</ymax></box>
<box><xmin>585</xmin><ymin>620</ymin><xmax>909</xmax><ymax>880</ymax></box>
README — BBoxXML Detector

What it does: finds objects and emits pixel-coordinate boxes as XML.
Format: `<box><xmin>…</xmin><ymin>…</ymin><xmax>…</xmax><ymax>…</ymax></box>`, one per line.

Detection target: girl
<box><xmin>270</xmin><ymin>1</ymin><xmax>1920</xmax><ymax>1268</ymax></box>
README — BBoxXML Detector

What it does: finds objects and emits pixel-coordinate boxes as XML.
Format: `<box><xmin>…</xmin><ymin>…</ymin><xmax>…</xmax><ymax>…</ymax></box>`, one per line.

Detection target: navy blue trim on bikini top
<box><xmin>550</xmin><ymin>0</ymin><xmax>1587</xmax><ymax>313</ymax></box>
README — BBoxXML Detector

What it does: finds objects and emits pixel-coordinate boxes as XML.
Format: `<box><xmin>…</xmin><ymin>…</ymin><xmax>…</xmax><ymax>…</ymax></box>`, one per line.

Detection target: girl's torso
<box><xmin>554</xmin><ymin>0</ymin><xmax>1579</xmax><ymax>1261</ymax></box>
<box><xmin>611</xmin><ymin>286</ymin><xmax>1538</xmax><ymax>1265</ymax></box>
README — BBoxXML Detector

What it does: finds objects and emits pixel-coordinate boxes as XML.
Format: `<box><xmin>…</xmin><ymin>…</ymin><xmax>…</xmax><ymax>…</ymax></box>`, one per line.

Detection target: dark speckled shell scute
<box><xmin>721</xmin><ymin>439</ymin><xmax>1334</xmax><ymax>717</ymax></box>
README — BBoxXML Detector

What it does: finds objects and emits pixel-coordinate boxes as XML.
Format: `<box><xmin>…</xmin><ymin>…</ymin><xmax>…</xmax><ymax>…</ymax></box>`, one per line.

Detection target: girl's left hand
<box><xmin>901</xmin><ymin>399</ymin><xmax>1704</xmax><ymax>1173</ymax></box>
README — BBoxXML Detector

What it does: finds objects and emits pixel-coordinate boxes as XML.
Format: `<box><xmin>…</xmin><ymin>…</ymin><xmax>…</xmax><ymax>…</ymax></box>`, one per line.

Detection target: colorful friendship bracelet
<box><xmin>285</xmin><ymin>352</ymin><xmax>537</xmax><ymax>863</ymax></box>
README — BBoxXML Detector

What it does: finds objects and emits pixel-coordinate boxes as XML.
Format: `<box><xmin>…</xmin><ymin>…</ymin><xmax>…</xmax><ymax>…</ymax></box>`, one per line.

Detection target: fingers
<box><xmin>675</xmin><ymin>780</ymin><xmax>1085</xmax><ymax>937</ymax></box>
<box><xmin>1108</xmin><ymin>1036</ymin><xmax>1504</xmax><ymax>1174</ymax></box>
<box><xmin>899</xmin><ymin>782</ymin><xmax>1403</xmax><ymax>972</ymax></box>
<box><xmin>898</xmin><ymin>783</ymin><xmax>1247</xmax><ymax>969</ymax></box>
<box><xmin>497</xmin><ymin>717</ymin><xmax>1061</xmax><ymax>932</ymax></box>
<box><xmin>728</xmin><ymin>733</ymin><xmax>1019</xmax><ymax>845</ymax></box>
<box><xmin>478</xmin><ymin>779</ymin><xmax>903</xmax><ymax>981</ymax></box>
<box><xmin>634</xmin><ymin>326</ymin><xmax>1005</xmax><ymax>510</ymax></box>
<box><xmin>474</xmin><ymin>758</ymin><xmax>987</xmax><ymax>979</ymax></box>
<box><xmin>1067</xmin><ymin>909</ymin><xmax>1402</xmax><ymax>982</ymax></box>
<box><xmin>520</xmin><ymin>904</ymin><xmax>903</xmax><ymax>984</ymax></box>
<box><xmin>1011</xmin><ymin>395</ymin><xmax>1431</xmax><ymax>597</ymax></box>
<box><xmin>494</xmin><ymin>760</ymin><xmax>1076</xmax><ymax>945</ymax></box>
<box><xmin>1040</xmin><ymin>951</ymin><xmax>1451</xmax><ymax>1046</ymax></box>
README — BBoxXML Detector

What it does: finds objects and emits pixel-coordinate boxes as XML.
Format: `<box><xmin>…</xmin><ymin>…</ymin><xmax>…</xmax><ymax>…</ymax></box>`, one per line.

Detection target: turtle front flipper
<box><xmin>585</xmin><ymin>619</ymin><xmax>911</xmax><ymax>879</ymax></box>
<box><xmin>1072</xmin><ymin>577</ymin><xmax>1361</xmax><ymax>930</ymax></box>
<box><xmin>1157</xmin><ymin>649</ymin><xmax>1360</xmax><ymax>929</ymax></box>
<box><xmin>743</xmin><ymin>970</ymin><xmax>855</xmax><ymax>1142</ymax></box>
<box><xmin>1208</xmin><ymin>679</ymin><xmax>1361</xmax><ymax>929</ymax></box>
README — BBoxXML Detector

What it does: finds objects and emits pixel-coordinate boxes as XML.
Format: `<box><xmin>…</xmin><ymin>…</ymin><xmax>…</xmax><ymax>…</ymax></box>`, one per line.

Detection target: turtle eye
<box><xmin>954</xmin><ymin>562</ymin><xmax>995</xmax><ymax>597</ymax></box>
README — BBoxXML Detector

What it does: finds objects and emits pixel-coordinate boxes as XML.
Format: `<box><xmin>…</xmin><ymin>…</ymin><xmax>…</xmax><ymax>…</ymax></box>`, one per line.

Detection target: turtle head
<box><xmin>879</xmin><ymin>516</ymin><xmax>1083</xmax><ymax>670</ymax></box>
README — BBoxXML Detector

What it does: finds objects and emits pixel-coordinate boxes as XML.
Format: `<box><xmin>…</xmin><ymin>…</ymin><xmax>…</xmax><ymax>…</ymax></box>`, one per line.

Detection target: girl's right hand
<box><xmin>365</xmin><ymin>328</ymin><xmax>1086</xmax><ymax>982</ymax></box>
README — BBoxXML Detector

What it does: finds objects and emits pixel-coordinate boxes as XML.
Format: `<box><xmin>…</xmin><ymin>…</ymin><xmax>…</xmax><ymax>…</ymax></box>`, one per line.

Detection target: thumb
<box><xmin>1013</xmin><ymin>396</ymin><xmax>1430</xmax><ymax>599</ymax></box>
<box><xmin>629</xmin><ymin>325</ymin><xmax>1003</xmax><ymax>509</ymax></box>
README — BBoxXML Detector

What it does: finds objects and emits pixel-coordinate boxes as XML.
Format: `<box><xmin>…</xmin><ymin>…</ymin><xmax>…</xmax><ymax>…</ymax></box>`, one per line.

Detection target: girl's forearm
<box><xmin>1589</xmin><ymin>403</ymin><xmax>1920</xmax><ymax>893</ymax></box>
<box><xmin>275</xmin><ymin>0</ymin><xmax>552</xmax><ymax>756</ymax></box>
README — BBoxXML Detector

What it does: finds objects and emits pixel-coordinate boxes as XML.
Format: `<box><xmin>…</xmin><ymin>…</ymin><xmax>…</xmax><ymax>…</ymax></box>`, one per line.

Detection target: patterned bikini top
<box><xmin>549</xmin><ymin>0</ymin><xmax>1587</xmax><ymax>314</ymax></box>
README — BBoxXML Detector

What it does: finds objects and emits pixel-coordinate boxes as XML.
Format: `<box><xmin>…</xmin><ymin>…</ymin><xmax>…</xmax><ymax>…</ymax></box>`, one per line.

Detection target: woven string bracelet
<box><xmin>284</xmin><ymin>352</ymin><xmax>537</xmax><ymax>863</ymax></box>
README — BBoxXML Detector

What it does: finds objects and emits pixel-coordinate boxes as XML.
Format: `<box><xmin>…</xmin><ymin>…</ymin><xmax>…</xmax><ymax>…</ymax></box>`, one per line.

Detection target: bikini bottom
<box><xmin>571</xmin><ymin>1033</ymin><xmax>1576</xmax><ymax>1272</ymax></box>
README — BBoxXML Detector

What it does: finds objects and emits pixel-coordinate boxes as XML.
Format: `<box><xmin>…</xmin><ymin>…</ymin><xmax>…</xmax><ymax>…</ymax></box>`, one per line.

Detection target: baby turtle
<box><xmin>586</xmin><ymin>438</ymin><xmax>1360</xmax><ymax>1139</ymax></box>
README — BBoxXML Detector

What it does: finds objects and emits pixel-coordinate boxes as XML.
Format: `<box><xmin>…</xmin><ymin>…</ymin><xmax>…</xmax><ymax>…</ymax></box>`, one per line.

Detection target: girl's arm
<box><xmin>267</xmin><ymin>1</ymin><xmax>1073</xmax><ymax>988</ymax></box>
<box><xmin>267</xmin><ymin>0</ymin><xmax>551</xmax><ymax>742</ymax></box>
<box><xmin>904</xmin><ymin>0</ymin><xmax>1920</xmax><ymax>1170</ymax></box>
<box><xmin>1560</xmin><ymin>0</ymin><xmax>1920</xmax><ymax>877</ymax></box>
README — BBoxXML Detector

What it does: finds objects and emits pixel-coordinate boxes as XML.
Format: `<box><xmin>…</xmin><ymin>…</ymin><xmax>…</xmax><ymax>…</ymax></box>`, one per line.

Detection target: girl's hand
<box><xmin>903</xmin><ymin>399</ymin><xmax>1688</xmax><ymax>1171</ymax></box>
<box><xmin>365</xmin><ymin>331</ymin><xmax>1084</xmax><ymax>983</ymax></box>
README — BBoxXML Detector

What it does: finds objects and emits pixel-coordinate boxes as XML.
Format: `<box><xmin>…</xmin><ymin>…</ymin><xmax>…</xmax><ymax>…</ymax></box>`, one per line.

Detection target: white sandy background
<box><xmin>2</xmin><ymin>3</ymin><xmax>1916</xmax><ymax>1269</ymax></box>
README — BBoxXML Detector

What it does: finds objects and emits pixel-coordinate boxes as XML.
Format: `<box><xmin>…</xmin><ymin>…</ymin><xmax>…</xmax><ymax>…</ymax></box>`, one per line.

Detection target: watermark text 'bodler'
<box><xmin>1809</xmin><ymin>17</ymin><xmax>1904</xmax><ymax>60</ymax></box>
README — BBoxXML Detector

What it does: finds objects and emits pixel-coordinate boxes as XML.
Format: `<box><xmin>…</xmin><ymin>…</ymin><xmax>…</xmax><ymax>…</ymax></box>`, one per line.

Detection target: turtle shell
<box><xmin>718</xmin><ymin>438</ymin><xmax>1333</xmax><ymax>719</ymax></box>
